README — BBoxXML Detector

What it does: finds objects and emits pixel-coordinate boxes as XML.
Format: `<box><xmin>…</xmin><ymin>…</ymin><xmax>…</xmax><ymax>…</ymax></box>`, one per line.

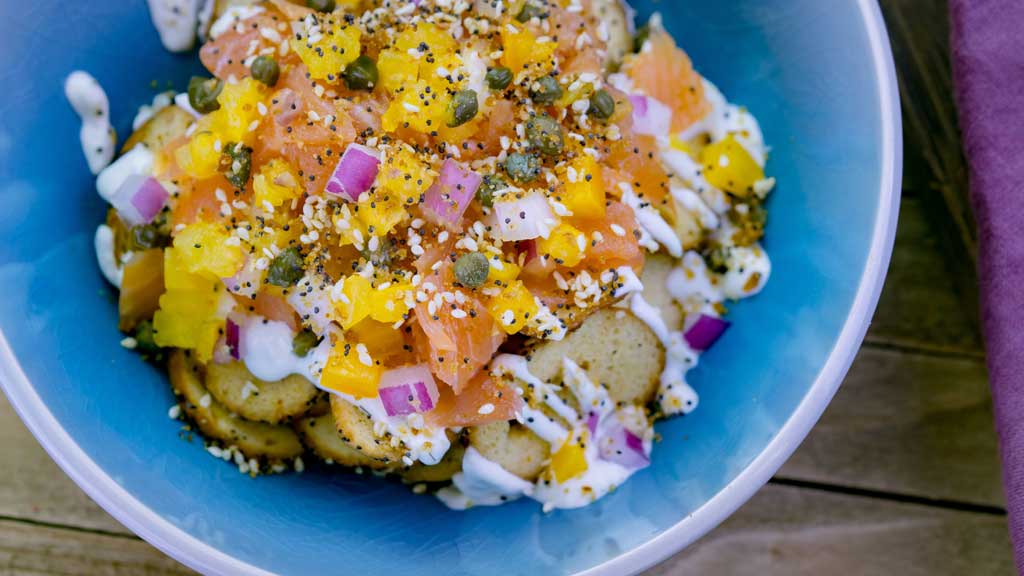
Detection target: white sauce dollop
<box><xmin>719</xmin><ymin>243</ymin><xmax>771</xmax><ymax>299</ymax></box>
<box><xmin>94</xmin><ymin>225</ymin><xmax>123</xmax><ymax>288</ymax></box>
<box><xmin>65</xmin><ymin>71</ymin><xmax>116</xmax><ymax>175</ymax></box>
<box><xmin>208</xmin><ymin>5</ymin><xmax>265</xmax><ymax>39</ymax></box>
<box><xmin>436</xmin><ymin>447</ymin><xmax>535</xmax><ymax>509</ymax></box>
<box><xmin>147</xmin><ymin>0</ymin><xmax>203</xmax><ymax>52</ymax></box>
<box><xmin>96</xmin><ymin>145</ymin><xmax>155</xmax><ymax>204</ymax></box>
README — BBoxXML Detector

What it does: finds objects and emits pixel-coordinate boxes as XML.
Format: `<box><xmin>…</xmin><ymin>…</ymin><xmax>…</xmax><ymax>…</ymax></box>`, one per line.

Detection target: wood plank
<box><xmin>0</xmin><ymin>519</ymin><xmax>193</xmax><ymax>576</ymax></box>
<box><xmin>865</xmin><ymin>195</ymin><xmax>982</xmax><ymax>355</ymax></box>
<box><xmin>648</xmin><ymin>484</ymin><xmax>1013</xmax><ymax>576</ymax></box>
<box><xmin>879</xmin><ymin>0</ymin><xmax>981</xmax><ymax>337</ymax></box>
<box><xmin>0</xmin><ymin>394</ymin><xmax>130</xmax><ymax>535</ymax></box>
<box><xmin>780</xmin><ymin>346</ymin><xmax>1002</xmax><ymax>507</ymax></box>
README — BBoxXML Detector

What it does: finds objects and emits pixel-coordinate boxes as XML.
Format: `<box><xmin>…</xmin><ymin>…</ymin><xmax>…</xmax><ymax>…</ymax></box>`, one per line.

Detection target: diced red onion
<box><xmin>378</xmin><ymin>364</ymin><xmax>440</xmax><ymax>417</ymax></box>
<box><xmin>586</xmin><ymin>412</ymin><xmax>599</xmax><ymax>435</ymax></box>
<box><xmin>684</xmin><ymin>314</ymin><xmax>730</xmax><ymax>351</ymax></box>
<box><xmin>226</xmin><ymin>318</ymin><xmax>241</xmax><ymax>360</ymax></box>
<box><xmin>110</xmin><ymin>175</ymin><xmax>168</xmax><ymax>226</ymax></box>
<box><xmin>629</xmin><ymin>94</ymin><xmax>672</xmax><ymax>139</ymax></box>
<box><xmin>325</xmin><ymin>144</ymin><xmax>381</xmax><ymax>201</ymax></box>
<box><xmin>598</xmin><ymin>424</ymin><xmax>650</xmax><ymax>469</ymax></box>
<box><xmin>423</xmin><ymin>159</ymin><xmax>481</xmax><ymax>229</ymax></box>
<box><xmin>490</xmin><ymin>192</ymin><xmax>555</xmax><ymax>241</ymax></box>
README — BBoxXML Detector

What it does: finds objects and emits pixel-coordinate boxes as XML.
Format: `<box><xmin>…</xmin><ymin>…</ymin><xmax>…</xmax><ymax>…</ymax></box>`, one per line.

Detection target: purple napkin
<box><xmin>951</xmin><ymin>0</ymin><xmax>1024</xmax><ymax>571</ymax></box>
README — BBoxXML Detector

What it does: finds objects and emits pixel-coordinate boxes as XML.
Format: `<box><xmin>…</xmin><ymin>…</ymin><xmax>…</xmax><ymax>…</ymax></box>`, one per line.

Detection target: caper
<box><xmin>485</xmin><ymin>66</ymin><xmax>513</xmax><ymax>91</ymax></box>
<box><xmin>129</xmin><ymin>223</ymin><xmax>170</xmax><ymax>250</ymax></box>
<box><xmin>447</xmin><ymin>89</ymin><xmax>479</xmax><ymax>127</ymax></box>
<box><xmin>292</xmin><ymin>329</ymin><xmax>320</xmax><ymax>357</ymax></box>
<box><xmin>360</xmin><ymin>237</ymin><xmax>394</xmax><ymax>268</ymax></box>
<box><xmin>477</xmin><ymin>174</ymin><xmax>507</xmax><ymax>208</ymax></box>
<box><xmin>219</xmin><ymin>142</ymin><xmax>253</xmax><ymax>189</ymax></box>
<box><xmin>529</xmin><ymin>75</ymin><xmax>562</xmax><ymax>104</ymax></box>
<box><xmin>703</xmin><ymin>246</ymin><xmax>731</xmax><ymax>275</ymax></box>
<box><xmin>633</xmin><ymin>24</ymin><xmax>651</xmax><ymax>53</ymax></box>
<box><xmin>305</xmin><ymin>0</ymin><xmax>336</xmax><ymax>12</ymax></box>
<box><xmin>589</xmin><ymin>89</ymin><xmax>616</xmax><ymax>120</ymax></box>
<box><xmin>504</xmin><ymin>153</ymin><xmax>541</xmax><ymax>183</ymax></box>
<box><xmin>454</xmin><ymin>252</ymin><xmax>490</xmax><ymax>288</ymax></box>
<box><xmin>132</xmin><ymin>320</ymin><xmax>163</xmax><ymax>357</ymax></box>
<box><xmin>188</xmin><ymin>76</ymin><xmax>223</xmax><ymax>114</ymax></box>
<box><xmin>525</xmin><ymin>114</ymin><xmax>564</xmax><ymax>156</ymax></box>
<box><xmin>267</xmin><ymin>247</ymin><xmax>305</xmax><ymax>287</ymax></box>
<box><xmin>342</xmin><ymin>55</ymin><xmax>378</xmax><ymax>91</ymax></box>
<box><xmin>251</xmin><ymin>56</ymin><xmax>280</xmax><ymax>86</ymax></box>
<box><xmin>516</xmin><ymin>2</ymin><xmax>546</xmax><ymax>22</ymax></box>
<box><xmin>727</xmin><ymin>201</ymin><xmax>768</xmax><ymax>247</ymax></box>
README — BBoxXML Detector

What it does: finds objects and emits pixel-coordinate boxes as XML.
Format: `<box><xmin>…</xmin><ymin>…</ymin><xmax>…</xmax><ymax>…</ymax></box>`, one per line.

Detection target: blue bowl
<box><xmin>0</xmin><ymin>1</ymin><xmax>900</xmax><ymax>574</ymax></box>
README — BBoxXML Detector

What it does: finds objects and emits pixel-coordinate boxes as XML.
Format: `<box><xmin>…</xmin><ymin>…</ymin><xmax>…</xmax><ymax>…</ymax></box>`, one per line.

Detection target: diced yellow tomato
<box><xmin>537</xmin><ymin>223</ymin><xmax>585</xmax><ymax>267</ymax></box>
<box><xmin>369</xmin><ymin>282</ymin><xmax>413</xmax><ymax>324</ymax></box>
<box><xmin>320</xmin><ymin>348</ymin><xmax>381</xmax><ymax>399</ymax></box>
<box><xmin>378</xmin><ymin>146</ymin><xmax>432</xmax><ymax>206</ymax></box>
<box><xmin>153</xmin><ymin>247</ymin><xmax>231</xmax><ymax>362</ymax></box>
<box><xmin>486</xmin><ymin>280</ymin><xmax>540</xmax><ymax>335</ymax></box>
<box><xmin>381</xmin><ymin>80</ymin><xmax>450</xmax><ymax>134</ymax></box>
<box><xmin>501</xmin><ymin>25</ymin><xmax>556</xmax><ymax>73</ymax></box>
<box><xmin>486</xmin><ymin>257</ymin><xmax>521</xmax><ymax>286</ymax></box>
<box><xmin>152</xmin><ymin>292</ymin><xmax>225</xmax><ymax>361</ymax></box>
<box><xmin>349</xmin><ymin>319</ymin><xmax>405</xmax><ymax>360</ymax></box>
<box><xmin>118</xmin><ymin>249</ymin><xmax>165</xmax><ymax>332</ymax></box>
<box><xmin>163</xmin><ymin>244</ymin><xmax>212</xmax><ymax>291</ymax></box>
<box><xmin>378</xmin><ymin>24</ymin><xmax>458</xmax><ymax>92</ymax></box>
<box><xmin>550</xmin><ymin>435</ymin><xmax>588</xmax><ymax>483</ymax></box>
<box><xmin>205</xmin><ymin>78</ymin><xmax>266</xmax><ymax>144</ymax></box>
<box><xmin>562</xmin><ymin>156</ymin><xmax>606</xmax><ymax>220</ymax></box>
<box><xmin>377</xmin><ymin>49</ymin><xmax>419</xmax><ymax>94</ymax></box>
<box><xmin>334</xmin><ymin>274</ymin><xmax>374</xmax><ymax>330</ymax></box>
<box><xmin>290</xmin><ymin>20</ymin><xmax>361</xmax><ymax>82</ymax></box>
<box><xmin>253</xmin><ymin>159</ymin><xmax>302</xmax><ymax>208</ymax></box>
<box><xmin>669</xmin><ymin>134</ymin><xmax>698</xmax><ymax>158</ymax></box>
<box><xmin>393</xmin><ymin>22</ymin><xmax>456</xmax><ymax>65</ymax></box>
<box><xmin>700</xmin><ymin>134</ymin><xmax>764</xmax><ymax>197</ymax></box>
<box><xmin>358</xmin><ymin>192</ymin><xmax>408</xmax><ymax>237</ymax></box>
<box><xmin>174</xmin><ymin>131</ymin><xmax>221</xmax><ymax>179</ymax></box>
<box><xmin>173</xmin><ymin>221</ymin><xmax>244</xmax><ymax>279</ymax></box>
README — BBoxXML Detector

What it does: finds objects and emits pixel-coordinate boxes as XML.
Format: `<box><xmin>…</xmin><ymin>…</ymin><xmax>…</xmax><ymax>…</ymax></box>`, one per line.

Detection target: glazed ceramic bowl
<box><xmin>0</xmin><ymin>0</ymin><xmax>900</xmax><ymax>574</ymax></box>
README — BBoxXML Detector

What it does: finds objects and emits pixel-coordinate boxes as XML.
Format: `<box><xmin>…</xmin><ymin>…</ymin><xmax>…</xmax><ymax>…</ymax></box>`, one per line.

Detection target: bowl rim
<box><xmin>0</xmin><ymin>0</ymin><xmax>902</xmax><ymax>574</ymax></box>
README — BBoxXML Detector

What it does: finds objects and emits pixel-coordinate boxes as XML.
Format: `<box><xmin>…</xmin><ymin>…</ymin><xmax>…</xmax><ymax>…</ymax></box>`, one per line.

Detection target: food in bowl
<box><xmin>67</xmin><ymin>0</ymin><xmax>774</xmax><ymax>511</ymax></box>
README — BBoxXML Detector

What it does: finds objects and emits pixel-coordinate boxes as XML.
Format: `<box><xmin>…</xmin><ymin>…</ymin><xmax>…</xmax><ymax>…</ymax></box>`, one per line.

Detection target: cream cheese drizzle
<box><xmin>94</xmin><ymin>225</ymin><xmax>125</xmax><ymax>288</ymax></box>
<box><xmin>628</xmin><ymin>293</ymin><xmax>700</xmax><ymax>415</ymax></box>
<box><xmin>147</xmin><ymin>0</ymin><xmax>203</xmax><ymax>52</ymax></box>
<box><xmin>65</xmin><ymin>71</ymin><xmax>116</xmax><ymax>175</ymax></box>
<box><xmin>435</xmin><ymin>447</ymin><xmax>535</xmax><ymax>509</ymax></box>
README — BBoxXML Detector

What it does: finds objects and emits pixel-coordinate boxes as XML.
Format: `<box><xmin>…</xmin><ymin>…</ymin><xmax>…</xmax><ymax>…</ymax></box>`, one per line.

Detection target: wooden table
<box><xmin>1</xmin><ymin>1</ymin><xmax>1013</xmax><ymax>574</ymax></box>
